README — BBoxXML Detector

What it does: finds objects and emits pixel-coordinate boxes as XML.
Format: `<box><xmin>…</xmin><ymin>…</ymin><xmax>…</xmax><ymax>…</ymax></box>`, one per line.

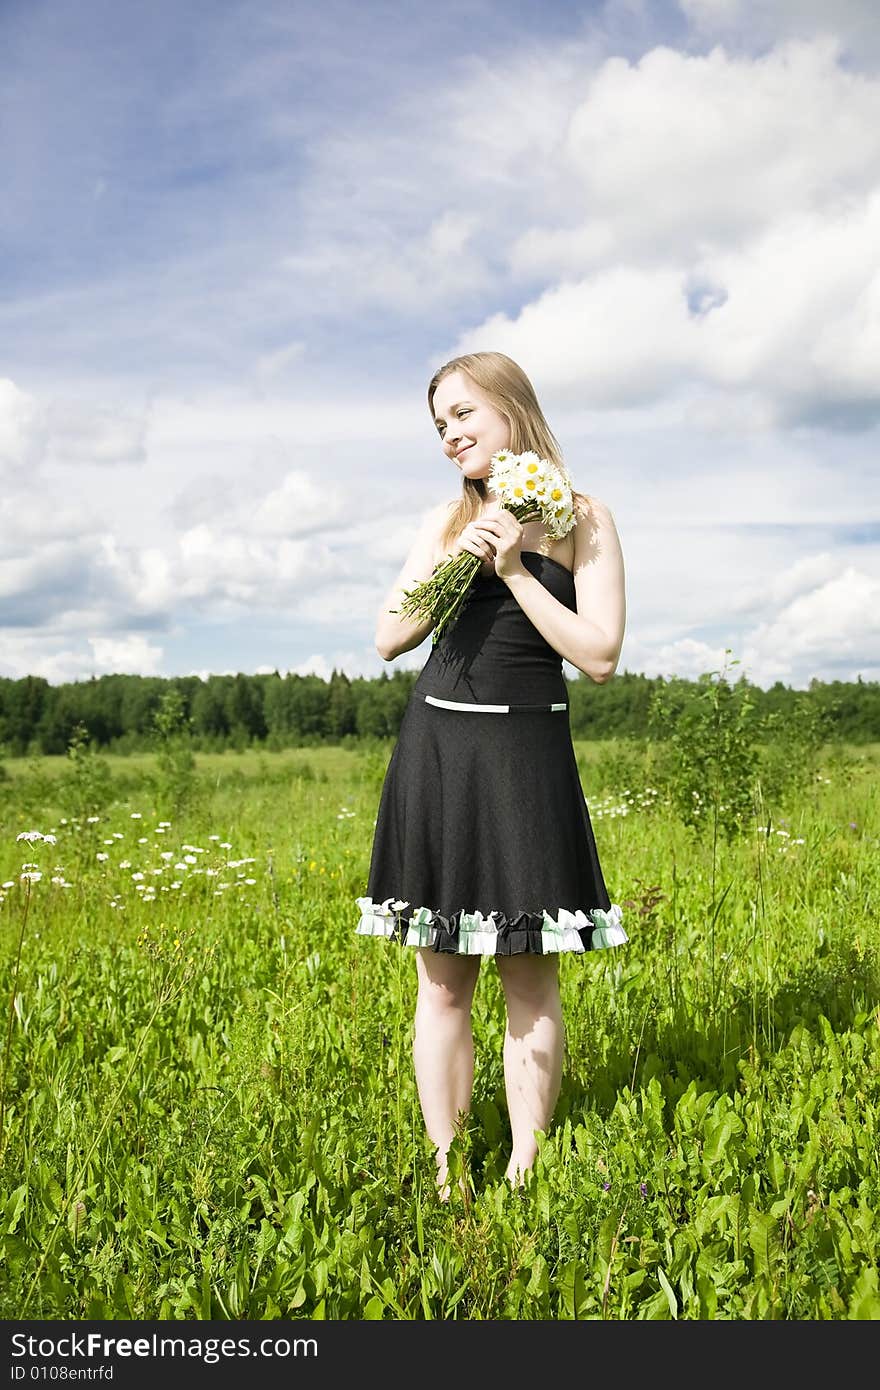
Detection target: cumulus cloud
<box><xmin>458</xmin><ymin>196</ymin><xmax>880</xmax><ymax>423</ymax></box>
<box><xmin>0</xmin><ymin>378</ymin><xmax>148</xmax><ymax>474</ymax></box>
<box><xmin>741</xmin><ymin>565</ymin><xmax>880</xmax><ymax>684</ymax></box>
<box><xmin>451</xmin><ymin>39</ymin><xmax>880</xmax><ymax>427</ymax></box>
<box><xmin>0</xmin><ymin>629</ymin><xmax>163</xmax><ymax>683</ymax></box>
<box><xmin>43</xmin><ymin>397</ymin><xmax>147</xmax><ymax>466</ymax></box>
<box><xmin>0</xmin><ymin>379</ymin><xmax>48</xmax><ymax>474</ymax></box>
<box><xmin>679</xmin><ymin>0</ymin><xmax>880</xmax><ymax>63</ymax></box>
<box><xmin>290</xmin><ymin>648</ymin><xmax>372</xmax><ymax>680</ymax></box>
<box><xmin>87</xmin><ymin>633</ymin><xmax>164</xmax><ymax>675</ymax></box>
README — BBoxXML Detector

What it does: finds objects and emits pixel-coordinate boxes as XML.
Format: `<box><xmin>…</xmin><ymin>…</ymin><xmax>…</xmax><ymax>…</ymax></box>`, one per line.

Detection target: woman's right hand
<box><xmin>447</xmin><ymin>512</ymin><xmax>501</xmax><ymax>565</ymax></box>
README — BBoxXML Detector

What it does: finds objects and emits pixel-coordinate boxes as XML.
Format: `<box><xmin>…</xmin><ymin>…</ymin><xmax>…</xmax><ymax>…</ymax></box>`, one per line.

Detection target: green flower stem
<box><xmin>397</xmin><ymin>504</ymin><xmax>543</xmax><ymax>645</ymax></box>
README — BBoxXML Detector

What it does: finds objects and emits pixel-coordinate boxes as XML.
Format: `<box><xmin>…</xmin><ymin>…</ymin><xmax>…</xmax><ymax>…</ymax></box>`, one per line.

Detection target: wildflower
<box><xmin>602</xmin><ymin>1181</ymin><xmax>611</xmax><ymax>1191</ymax></box>
<box><xmin>130</xmin><ymin>813</ymin><xmax>142</xmax><ymax>819</ymax></box>
<box><xmin>20</xmin><ymin>871</ymin><xmax>42</xmax><ymax>883</ymax></box>
<box><xmin>639</xmin><ymin>1182</ymin><xmax>649</xmax><ymax>1198</ymax></box>
<box><xmin>16</xmin><ymin>830</ymin><xmax>56</xmax><ymax>844</ymax></box>
<box><xmin>96</xmin><ymin>853</ymin><xmax>109</xmax><ymax>862</ymax></box>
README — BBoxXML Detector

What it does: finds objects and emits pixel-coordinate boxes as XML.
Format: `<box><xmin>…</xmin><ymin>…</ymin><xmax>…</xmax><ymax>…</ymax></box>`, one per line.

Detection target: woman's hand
<box><xmin>454</xmin><ymin>503</ymin><xmax>526</xmax><ymax>580</ymax></box>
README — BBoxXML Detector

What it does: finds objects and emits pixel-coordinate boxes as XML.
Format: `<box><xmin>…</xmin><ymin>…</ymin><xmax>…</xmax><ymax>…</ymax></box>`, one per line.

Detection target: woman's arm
<box><xmin>374</xmin><ymin>501</ymin><xmax>454</xmax><ymax>661</ymax></box>
<box><xmin>497</xmin><ymin>498</ymin><xmax>627</xmax><ymax>684</ymax></box>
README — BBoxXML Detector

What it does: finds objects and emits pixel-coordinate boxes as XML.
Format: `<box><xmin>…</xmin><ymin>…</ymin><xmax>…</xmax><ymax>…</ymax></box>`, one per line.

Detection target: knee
<box><xmin>416</xmin><ymin>977</ymin><xmax>475</xmax><ymax>1017</ymax></box>
<box><xmin>498</xmin><ymin>959</ymin><xmax>561</xmax><ymax>1013</ymax></box>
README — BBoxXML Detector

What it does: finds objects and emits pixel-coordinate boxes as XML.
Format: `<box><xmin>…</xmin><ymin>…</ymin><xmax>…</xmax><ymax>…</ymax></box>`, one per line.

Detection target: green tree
<box><xmin>648</xmin><ymin>651</ymin><xmax>759</xmax><ymax>842</ymax></box>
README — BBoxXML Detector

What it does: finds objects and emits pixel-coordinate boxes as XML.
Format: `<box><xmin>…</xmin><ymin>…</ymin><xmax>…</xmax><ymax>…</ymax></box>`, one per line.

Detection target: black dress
<box><xmin>356</xmin><ymin>550</ymin><xmax>627</xmax><ymax>956</ymax></box>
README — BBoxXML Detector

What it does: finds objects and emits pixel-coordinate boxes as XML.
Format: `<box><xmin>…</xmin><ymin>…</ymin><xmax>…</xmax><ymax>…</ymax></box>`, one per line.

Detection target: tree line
<box><xmin>0</xmin><ymin>668</ymin><xmax>876</xmax><ymax>757</ymax></box>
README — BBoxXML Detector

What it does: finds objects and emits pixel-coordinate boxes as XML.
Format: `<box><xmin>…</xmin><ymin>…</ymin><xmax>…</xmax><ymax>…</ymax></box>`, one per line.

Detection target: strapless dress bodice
<box><xmin>412</xmin><ymin>550</ymin><xmax>576</xmax><ymax>706</ymax></box>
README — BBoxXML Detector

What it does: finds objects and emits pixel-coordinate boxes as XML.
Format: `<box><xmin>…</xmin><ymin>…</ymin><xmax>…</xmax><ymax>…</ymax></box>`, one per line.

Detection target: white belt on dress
<box><xmin>422</xmin><ymin>693</ymin><xmax>568</xmax><ymax>714</ymax></box>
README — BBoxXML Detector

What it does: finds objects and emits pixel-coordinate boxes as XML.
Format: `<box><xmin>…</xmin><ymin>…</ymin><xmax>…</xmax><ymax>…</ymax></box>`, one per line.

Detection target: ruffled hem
<box><xmin>355</xmin><ymin>896</ymin><xmax>628</xmax><ymax>955</ymax></box>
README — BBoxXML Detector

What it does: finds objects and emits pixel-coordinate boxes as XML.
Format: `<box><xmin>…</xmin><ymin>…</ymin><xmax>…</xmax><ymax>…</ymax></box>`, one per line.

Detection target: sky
<box><xmin>1</xmin><ymin>0</ymin><xmax>879</xmax><ymax>692</ymax></box>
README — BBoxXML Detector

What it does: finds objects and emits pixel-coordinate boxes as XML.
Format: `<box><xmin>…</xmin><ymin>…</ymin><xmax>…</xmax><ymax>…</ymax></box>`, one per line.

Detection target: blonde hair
<box><xmin>427</xmin><ymin>351</ymin><xmax>593</xmax><ymax>553</ymax></box>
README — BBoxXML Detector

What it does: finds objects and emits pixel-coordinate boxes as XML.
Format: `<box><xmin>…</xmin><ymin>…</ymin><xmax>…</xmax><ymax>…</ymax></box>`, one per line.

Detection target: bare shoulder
<box><xmin>572</xmin><ymin>493</ymin><xmax>623</xmax><ymax>570</ymax></box>
<box><xmin>573</xmin><ymin>492</ymin><xmax>617</xmax><ymax>530</ymax></box>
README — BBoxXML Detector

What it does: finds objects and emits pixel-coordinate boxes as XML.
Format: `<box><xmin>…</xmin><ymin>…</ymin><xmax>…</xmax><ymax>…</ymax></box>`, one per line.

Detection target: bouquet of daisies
<box><xmin>395</xmin><ymin>449</ymin><xmax>576</xmax><ymax>645</ymax></box>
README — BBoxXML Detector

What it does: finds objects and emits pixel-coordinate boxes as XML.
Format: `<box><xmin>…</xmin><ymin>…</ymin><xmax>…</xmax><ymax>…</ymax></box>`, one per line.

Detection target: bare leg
<box><xmin>495</xmin><ymin>954</ymin><xmax>564</xmax><ymax>1185</ymax></box>
<box><xmin>413</xmin><ymin>948</ymin><xmax>481</xmax><ymax>1197</ymax></box>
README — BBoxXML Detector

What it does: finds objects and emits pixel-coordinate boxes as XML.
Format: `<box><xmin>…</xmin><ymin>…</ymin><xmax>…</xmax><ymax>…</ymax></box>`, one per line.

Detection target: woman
<box><xmin>356</xmin><ymin>350</ymin><xmax>627</xmax><ymax>1198</ymax></box>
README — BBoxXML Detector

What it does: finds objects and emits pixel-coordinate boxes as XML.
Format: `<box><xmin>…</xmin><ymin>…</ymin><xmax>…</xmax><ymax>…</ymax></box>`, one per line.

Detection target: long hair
<box><xmin>427</xmin><ymin>351</ymin><xmax>593</xmax><ymax>553</ymax></box>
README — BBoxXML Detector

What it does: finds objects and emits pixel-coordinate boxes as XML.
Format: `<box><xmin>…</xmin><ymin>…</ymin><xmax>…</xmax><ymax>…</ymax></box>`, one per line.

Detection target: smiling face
<box><xmin>432</xmin><ymin>370</ymin><xmax>511</xmax><ymax>482</ymax></box>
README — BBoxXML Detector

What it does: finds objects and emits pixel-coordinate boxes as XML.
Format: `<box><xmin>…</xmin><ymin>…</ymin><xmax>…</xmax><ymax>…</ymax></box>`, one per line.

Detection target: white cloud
<box><xmin>741</xmin><ymin>565</ymin><xmax>880</xmax><ymax>683</ymax></box>
<box><xmin>656</xmin><ymin>636</ymin><xmax>733</xmax><ymax>679</ymax></box>
<box><xmin>249</xmin><ymin>469</ymin><xmax>348</xmax><ymax>537</ymax></box>
<box><xmin>730</xmin><ymin>551</ymin><xmax>841</xmax><ymax>616</ymax></box>
<box><xmin>254</xmin><ymin>340</ymin><xmax>307</xmax><ymax>383</ymax></box>
<box><xmin>0</xmin><ymin>379</ymin><xmax>47</xmax><ymax>474</ymax></box>
<box><xmin>43</xmin><ymin>397</ymin><xmax>147</xmax><ymax>466</ymax></box>
<box><xmin>88</xmin><ymin>633</ymin><xmax>164</xmax><ymax>675</ymax></box>
<box><xmin>679</xmin><ymin>0</ymin><xmax>880</xmax><ymax>62</ymax></box>
<box><xmin>290</xmin><ymin>649</ymin><xmax>371</xmax><ymax>680</ymax></box>
<box><xmin>0</xmin><ymin>629</ymin><xmax>161</xmax><ymax>683</ymax></box>
<box><xmin>0</xmin><ymin>378</ymin><xmax>148</xmax><ymax>474</ymax></box>
<box><xmin>455</xmin><ymin>192</ymin><xmax>880</xmax><ymax>423</ymax></box>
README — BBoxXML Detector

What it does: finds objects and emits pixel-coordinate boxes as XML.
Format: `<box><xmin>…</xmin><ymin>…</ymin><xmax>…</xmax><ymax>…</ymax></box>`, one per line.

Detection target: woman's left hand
<box><xmin>472</xmin><ymin>505</ymin><xmax>527</xmax><ymax>581</ymax></box>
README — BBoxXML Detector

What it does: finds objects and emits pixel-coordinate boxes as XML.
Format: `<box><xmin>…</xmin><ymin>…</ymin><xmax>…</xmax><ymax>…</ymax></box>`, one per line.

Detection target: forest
<box><xmin>0</xmin><ymin>667</ymin><xmax>876</xmax><ymax>756</ymax></box>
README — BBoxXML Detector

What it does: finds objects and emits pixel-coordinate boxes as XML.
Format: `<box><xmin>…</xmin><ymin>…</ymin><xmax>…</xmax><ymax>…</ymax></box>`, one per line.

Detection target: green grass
<box><xmin>0</xmin><ymin>740</ymin><xmax>877</xmax><ymax>1319</ymax></box>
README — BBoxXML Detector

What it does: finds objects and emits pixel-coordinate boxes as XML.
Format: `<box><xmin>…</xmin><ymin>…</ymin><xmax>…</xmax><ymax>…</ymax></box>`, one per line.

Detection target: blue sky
<box><xmin>2</xmin><ymin>0</ymin><xmax>879</xmax><ymax>690</ymax></box>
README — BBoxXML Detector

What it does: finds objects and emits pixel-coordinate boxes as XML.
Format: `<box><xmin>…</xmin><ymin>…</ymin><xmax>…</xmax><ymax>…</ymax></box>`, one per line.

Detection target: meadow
<box><xmin>0</xmin><ymin>733</ymin><xmax>878</xmax><ymax>1320</ymax></box>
